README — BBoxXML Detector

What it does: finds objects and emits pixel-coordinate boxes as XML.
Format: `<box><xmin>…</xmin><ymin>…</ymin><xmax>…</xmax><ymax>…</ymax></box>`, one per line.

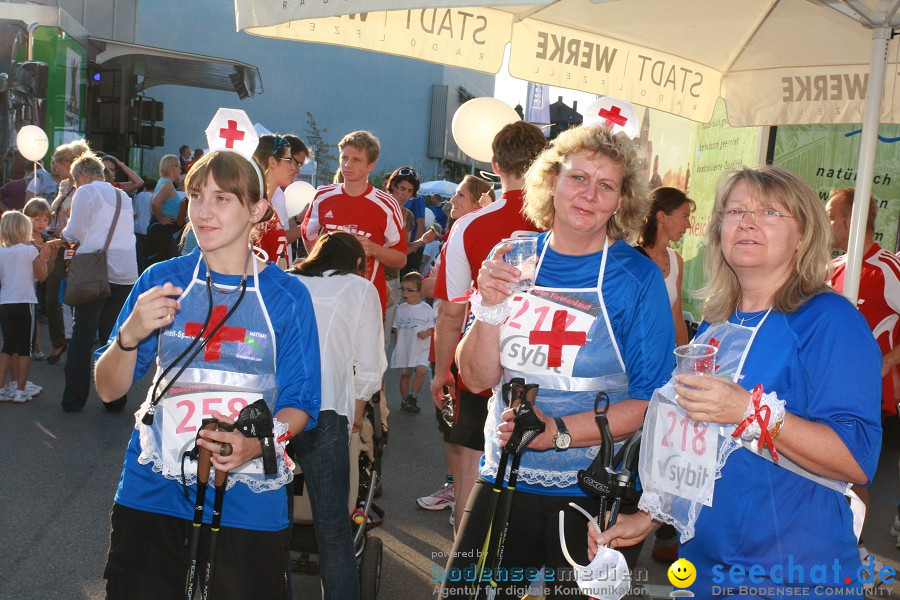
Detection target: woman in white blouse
<box><xmin>288</xmin><ymin>231</ymin><xmax>386</xmax><ymax>599</ymax></box>
<box><xmin>60</xmin><ymin>152</ymin><xmax>138</xmax><ymax>413</ymax></box>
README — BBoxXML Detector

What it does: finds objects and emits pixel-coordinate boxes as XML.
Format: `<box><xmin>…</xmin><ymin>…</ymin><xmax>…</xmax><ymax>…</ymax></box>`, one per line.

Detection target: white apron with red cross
<box><xmin>482</xmin><ymin>236</ymin><xmax>629</xmax><ymax>488</ymax></box>
<box><xmin>135</xmin><ymin>254</ymin><xmax>291</xmax><ymax>493</ymax></box>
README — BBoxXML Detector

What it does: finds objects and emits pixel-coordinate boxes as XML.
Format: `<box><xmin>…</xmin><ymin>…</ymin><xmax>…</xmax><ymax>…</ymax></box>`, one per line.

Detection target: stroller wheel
<box><xmin>359</xmin><ymin>535</ymin><xmax>383</xmax><ymax>600</ymax></box>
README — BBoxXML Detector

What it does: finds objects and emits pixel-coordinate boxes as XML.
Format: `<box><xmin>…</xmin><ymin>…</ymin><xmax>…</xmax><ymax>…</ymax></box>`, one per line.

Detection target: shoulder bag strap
<box><xmin>102</xmin><ymin>190</ymin><xmax>124</xmax><ymax>253</ymax></box>
<box><xmin>51</xmin><ymin>183</ymin><xmax>75</xmax><ymax>218</ymax></box>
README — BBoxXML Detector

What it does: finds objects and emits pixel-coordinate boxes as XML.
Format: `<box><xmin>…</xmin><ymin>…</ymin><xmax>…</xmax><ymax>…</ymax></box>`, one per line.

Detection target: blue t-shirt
<box><xmin>481</xmin><ymin>234</ymin><xmax>674</xmax><ymax>495</ymax></box>
<box><xmin>685</xmin><ymin>292</ymin><xmax>882</xmax><ymax>596</ymax></box>
<box><xmin>405</xmin><ymin>195</ymin><xmax>427</xmax><ymax>240</ymax></box>
<box><xmin>97</xmin><ymin>250</ymin><xmax>322</xmax><ymax>531</ymax></box>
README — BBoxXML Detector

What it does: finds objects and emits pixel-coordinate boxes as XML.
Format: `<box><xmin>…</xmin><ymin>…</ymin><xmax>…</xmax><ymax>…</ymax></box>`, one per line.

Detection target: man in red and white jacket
<box><xmin>427</xmin><ymin>121</ymin><xmax>547</xmax><ymax>531</ymax></box>
<box><xmin>827</xmin><ymin>187</ymin><xmax>900</xmax><ymax>563</ymax></box>
<box><xmin>301</xmin><ymin>131</ymin><xmax>407</xmax><ymax>314</ymax></box>
<box><xmin>828</xmin><ymin>187</ymin><xmax>900</xmax><ymax>419</ymax></box>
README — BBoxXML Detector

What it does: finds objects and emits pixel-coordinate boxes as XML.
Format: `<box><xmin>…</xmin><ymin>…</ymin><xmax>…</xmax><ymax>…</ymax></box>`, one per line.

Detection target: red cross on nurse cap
<box><xmin>204</xmin><ymin>108</ymin><xmax>259</xmax><ymax>160</ymax></box>
<box><xmin>581</xmin><ymin>97</ymin><xmax>639</xmax><ymax>140</ymax></box>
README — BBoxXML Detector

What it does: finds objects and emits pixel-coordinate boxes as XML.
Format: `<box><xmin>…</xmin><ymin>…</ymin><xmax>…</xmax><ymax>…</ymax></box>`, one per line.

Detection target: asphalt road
<box><xmin>0</xmin><ymin>331</ymin><xmax>897</xmax><ymax>599</ymax></box>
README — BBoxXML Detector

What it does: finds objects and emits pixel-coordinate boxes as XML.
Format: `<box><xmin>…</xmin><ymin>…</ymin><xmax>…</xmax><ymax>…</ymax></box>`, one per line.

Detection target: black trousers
<box><xmin>104</xmin><ymin>503</ymin><xmax>291</xmax><ymax>600</ymax></box>
<box><xmin>61</xmin><ymin>283</ymin><xmax>132</xmax><ymax>412</ymax></box>
<box><xmin>440</xmin><ymin>479</ymin><xmax>644</xmax><ymax>600</ymax></box>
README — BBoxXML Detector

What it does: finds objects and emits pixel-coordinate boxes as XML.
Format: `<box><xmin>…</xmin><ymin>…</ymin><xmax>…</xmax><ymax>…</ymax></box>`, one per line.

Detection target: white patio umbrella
<box><xmin>420</xmin><ymin>180</ymin><xmax>460</xmax><ymax>198</ymax></box>
<box><xmin>234</xmin><ymin>0</ymin><xmax>900</xmax><ymax>302</ymax></box>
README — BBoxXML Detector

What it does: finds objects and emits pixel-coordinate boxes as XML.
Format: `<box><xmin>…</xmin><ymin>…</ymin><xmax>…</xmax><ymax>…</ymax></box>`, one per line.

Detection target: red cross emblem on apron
<box><xmin>528</xmin><ymin>309</ymin><xmax>587</xmax><ymax>368</ymax></box>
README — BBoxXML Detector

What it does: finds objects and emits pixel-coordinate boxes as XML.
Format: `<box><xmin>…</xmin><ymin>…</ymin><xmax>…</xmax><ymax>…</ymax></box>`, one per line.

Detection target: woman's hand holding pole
<box><xmin>196</xmin><ymin>413</ymin><xmax>262</xmax><ymax>473</ymax></box>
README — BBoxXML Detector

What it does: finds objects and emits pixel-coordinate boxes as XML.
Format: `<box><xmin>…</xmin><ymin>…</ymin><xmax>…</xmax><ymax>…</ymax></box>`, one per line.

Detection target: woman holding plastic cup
<box><xmin>592</xmin><ymin>166</ymin><xmax>882</xmax><ymax>597</ymax></box>
<box><xmin>440</xmin><ymin>124</ymin><xmax>674</xmax><ymax>599</ymax></box>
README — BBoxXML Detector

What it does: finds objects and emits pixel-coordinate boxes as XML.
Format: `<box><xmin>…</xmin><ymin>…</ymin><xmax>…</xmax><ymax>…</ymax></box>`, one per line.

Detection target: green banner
<box><xmin>772</xmin><ymin>123</ymin><xmax>900</xmax><ymax>255</ymax></box>
<box><xmin>639</xmin><ymin>99</ymin><xmax>761</xmax><ymax>320</ymax></box>
<box><xmin>28</xmin><ymin>26</ymin><xmax>86</xmax><ymax>157</ymax></box>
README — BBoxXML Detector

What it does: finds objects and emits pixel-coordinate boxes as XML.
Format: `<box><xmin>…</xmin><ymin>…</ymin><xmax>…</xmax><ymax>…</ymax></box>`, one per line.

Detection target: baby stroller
<box><xmin>289</xmin><ymin>392</ymin><xmax>386</xmax><ymax>600</ymax></box>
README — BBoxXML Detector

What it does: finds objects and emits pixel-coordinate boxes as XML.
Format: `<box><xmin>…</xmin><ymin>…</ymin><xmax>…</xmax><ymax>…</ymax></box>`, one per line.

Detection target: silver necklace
<box><xmin>208</xmin><ymin>249</ymin><xmax>253</xmax><ymax>295</ymax></box>
<box><xmin>734</xmin><ymin>307</ymin><xmax>768</xmax><ymax>326</ymax></box>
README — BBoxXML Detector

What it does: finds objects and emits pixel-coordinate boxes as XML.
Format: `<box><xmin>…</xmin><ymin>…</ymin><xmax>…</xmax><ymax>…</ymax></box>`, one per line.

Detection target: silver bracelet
<box><xmin>468</xmin><ymin>291</ymin><xmax>512</xmax><ymax>326</ymax></box>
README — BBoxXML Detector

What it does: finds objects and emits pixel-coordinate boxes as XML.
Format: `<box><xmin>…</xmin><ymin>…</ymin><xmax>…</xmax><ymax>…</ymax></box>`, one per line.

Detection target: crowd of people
<box><xmin>0</xmin><ymin>111</ymin><xmax>897</xmax><ymax>600</ymax></box>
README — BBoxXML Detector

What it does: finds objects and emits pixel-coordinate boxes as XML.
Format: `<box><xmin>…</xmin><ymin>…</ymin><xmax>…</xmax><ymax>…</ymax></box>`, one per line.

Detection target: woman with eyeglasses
<box><xmin>288</xmin><ymin>231</ymin><xmax>386</xmax><ymax>599</ymax></box>
<box><xmin>251</xmin><ymin>135</ymin><xmax>299</xmax><ymax>268</ymax></box>
<box><xmin>592</xmin><ymin>166</ymin><xmax>882</xmax><ymax>597</ymax></box>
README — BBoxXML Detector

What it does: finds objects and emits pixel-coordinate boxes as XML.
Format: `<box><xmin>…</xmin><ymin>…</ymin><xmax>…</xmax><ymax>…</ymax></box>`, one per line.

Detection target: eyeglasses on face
<box><xmin>722</xmin><ymin>208</ymin><xmax>794</xmax><ymax>224</ymax></box>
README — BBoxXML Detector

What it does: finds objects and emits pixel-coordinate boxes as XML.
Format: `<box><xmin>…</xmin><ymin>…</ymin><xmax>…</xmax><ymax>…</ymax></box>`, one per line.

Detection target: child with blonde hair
<box><xmin>23</xmin><ymin>199</ymin><xmax>60</xmax><ymax>362</ymax></box>
<box><xmin>0</xmin><ymin>211</ymin><xmax>54</xmax><ymax>402</ymax></box>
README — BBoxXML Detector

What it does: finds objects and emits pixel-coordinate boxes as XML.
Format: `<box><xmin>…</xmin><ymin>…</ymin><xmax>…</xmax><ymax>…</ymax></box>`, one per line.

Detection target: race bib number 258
<box><xmin>159</xmin><ymin>392</ymin><xmax>252</xmax><ymax>471</ymax></box>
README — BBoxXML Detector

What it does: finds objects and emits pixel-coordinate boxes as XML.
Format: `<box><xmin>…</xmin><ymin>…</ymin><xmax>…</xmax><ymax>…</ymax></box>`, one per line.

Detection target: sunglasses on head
<box><xmin>396</xmin><ymin>167</ymin><xmax>419</xmax><ymax>182</ymax></box>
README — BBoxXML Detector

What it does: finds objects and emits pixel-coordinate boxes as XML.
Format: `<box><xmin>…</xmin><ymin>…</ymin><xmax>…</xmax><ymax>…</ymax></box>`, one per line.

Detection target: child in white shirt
<box><xmin>0</xmin><ymin>211</ymin><xmax>54</xmax><ymax>402</ymax></box>
<box><xmin>391</xmin><ymin>271</ymin><xmax>435</xmax><ymax>414</ymax></box>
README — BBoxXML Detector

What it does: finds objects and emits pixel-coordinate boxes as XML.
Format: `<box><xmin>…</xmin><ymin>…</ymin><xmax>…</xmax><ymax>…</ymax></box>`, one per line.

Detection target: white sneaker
<box><xmin>417</xmin><ymin>482</ymin><xmax>455</xmax><ymax>511</ymax></box>
<box><xmin>449</xmin><ymin>512</ymin><xmax>455</xmax><ymax>526</ymax></box>
<box><xmin>11</xmin><ymin>390</ymin><xmax>31</xmax><ymax>404</ymax></box>
<box><xmin>8</xmin><ymin>381</ymin><xmax>41</xmax><ymax>397</ymax></box>
<box><xmin>857</xmin><ymin>546</ymin><xmax>885</xmax><ymax>591</ymax></box>
<box><xmin>0</xmin><ymin>388</ymin><xmax>13</xmax><ymax>402</ymax></box>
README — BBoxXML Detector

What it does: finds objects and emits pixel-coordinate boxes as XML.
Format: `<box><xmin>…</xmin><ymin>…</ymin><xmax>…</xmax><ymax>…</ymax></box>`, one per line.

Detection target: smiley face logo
<box><xmin>667</xmin><ymin>558</ymin><xmax>696</xmax><ymax>588</ymax></box>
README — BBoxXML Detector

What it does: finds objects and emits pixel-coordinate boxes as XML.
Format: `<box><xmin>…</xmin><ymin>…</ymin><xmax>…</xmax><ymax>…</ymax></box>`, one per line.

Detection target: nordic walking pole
<box><xmin>606</xmin><ymin>428</ymin><xmax>642</xmax><ymax>530</ymax></box>
<box><xmin>185</xmin><ymin>419</ymin><xmax>217</xmax><ymax>600</ymax></box>
<box><xmin>470</xmin><ymin>380</ymin><xmax>520</xmax><ymax>600</ymax></box>
<box><xmin>481</xmin><ymin>383</ymin><xmax>545</xmax><ymax>600</ymax></box>
<box><xmin>202</xmin><ymin>423</ymin><xmax>231</xmax><ymax>600</ymax></box>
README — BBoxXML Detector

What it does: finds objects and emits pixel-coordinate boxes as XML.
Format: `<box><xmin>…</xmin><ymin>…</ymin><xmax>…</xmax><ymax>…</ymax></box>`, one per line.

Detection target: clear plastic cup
<box><xmin>502</xmin><ymin>237</ymin><xmax>538</xmax><ymax>293</ymax></box>
<box><xmin>673</xmin><ymin>344</ymin><xmax>718</xmax><ymax>380</ymax></box>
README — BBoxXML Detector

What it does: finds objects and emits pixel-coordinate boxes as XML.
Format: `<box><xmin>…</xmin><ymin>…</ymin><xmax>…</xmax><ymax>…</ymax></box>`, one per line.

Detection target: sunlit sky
<box><xmin>492</xmin><ymin>45</ymin><xmax>597</xmax><ymax>118</ymax></box>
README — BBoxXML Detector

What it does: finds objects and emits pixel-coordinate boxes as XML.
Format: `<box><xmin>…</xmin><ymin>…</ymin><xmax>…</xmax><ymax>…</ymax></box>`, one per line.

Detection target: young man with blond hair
<box><xmin>301</xmin><ymin>130</ymin><xmax>407</xmax><ymax>314</ymax></box>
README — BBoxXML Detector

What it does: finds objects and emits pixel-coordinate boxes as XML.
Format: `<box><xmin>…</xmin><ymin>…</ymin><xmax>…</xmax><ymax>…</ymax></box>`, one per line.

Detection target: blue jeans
<box><xmin>296</xmin><ymin>410</ymin><xmax>359</xmax><ymax>600</ymax></box>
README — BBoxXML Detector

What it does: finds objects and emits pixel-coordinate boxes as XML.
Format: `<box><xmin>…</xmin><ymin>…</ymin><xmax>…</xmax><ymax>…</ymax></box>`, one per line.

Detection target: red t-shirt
<box><xmin>433</xmin><ymin>189</ymin><xmax>539</xmax><ymax>394</ymax></box>
<box><xmin>830</xmin><ymin>243</ymin><xmax>900</xmax><ymax>415</ymax></box>
<box><xmin>301</xmin><ymin>183</ymin><xmax>406</xmax><ymax>314</ymax></box>
<box><xmin>255</xmin><ymin>213</ymin><xmax>289</xmax><ymax>269</ymax></box>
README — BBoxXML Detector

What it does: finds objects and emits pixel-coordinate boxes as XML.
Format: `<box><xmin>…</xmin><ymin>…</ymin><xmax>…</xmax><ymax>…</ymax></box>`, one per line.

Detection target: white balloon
<box><xmin>16</xmin><ymin>126</ymin><xmax>49</xmax><ymax>162</ymax></box>
<box><xmin>424</xmin><ymin>208</ymin><xmax>435</xmax><ymax>230</ymax></box>
<box><xmin>284</xmin><ymin>181</ymin><xmax>316</xmax><ymax>218</ymax></box>
<box><xmin>451</xmin><ymin>97</ymin><xmax>520</xmax><ymax>163</ymax></box>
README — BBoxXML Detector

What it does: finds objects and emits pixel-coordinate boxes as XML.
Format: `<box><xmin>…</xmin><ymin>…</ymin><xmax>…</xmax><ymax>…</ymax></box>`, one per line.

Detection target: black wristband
<box><xmin>116</xmin><ymin>328</ymin><xmax>139</xmax><ymax>352</ymax></box>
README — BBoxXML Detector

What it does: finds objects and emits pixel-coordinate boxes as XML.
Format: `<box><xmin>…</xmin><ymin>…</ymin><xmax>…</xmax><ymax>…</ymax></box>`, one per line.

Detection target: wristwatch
<box><xmin>553</xmin><ymin>417</ymin><xmax>571</xmax><ymax>451</ymax></box>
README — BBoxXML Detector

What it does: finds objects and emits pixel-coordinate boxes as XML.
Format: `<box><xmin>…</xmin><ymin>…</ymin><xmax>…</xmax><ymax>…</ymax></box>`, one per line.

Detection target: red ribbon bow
<box><xmin>731</xmin><ymin>384</ymin><xmax>779</xmax><ymax>461</ymax></box>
